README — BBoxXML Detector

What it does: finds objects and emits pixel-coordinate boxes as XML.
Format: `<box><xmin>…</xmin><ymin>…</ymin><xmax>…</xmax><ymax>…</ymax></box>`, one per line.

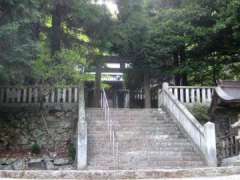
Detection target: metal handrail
<box><xmin>101</xmin><ymin>88</ymin><xmax>118</xmax><ymax>169</ymax></box>
<box><xmin>102</xmin><ymin>89</ymin><xmax>111</xmax><ymax>140</ymax></box>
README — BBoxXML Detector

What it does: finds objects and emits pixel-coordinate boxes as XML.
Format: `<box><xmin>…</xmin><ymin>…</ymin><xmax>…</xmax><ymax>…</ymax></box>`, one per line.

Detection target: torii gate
<box><xmin>93</xmin><ymin>56</ymin><xmax>131</xmax><ymax>107</ymax></box>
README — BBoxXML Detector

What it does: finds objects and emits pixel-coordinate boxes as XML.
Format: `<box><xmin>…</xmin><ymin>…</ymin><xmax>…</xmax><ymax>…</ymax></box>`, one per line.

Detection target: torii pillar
<box><xmin>94</xmin><ymin>60</ymin><xmax>101</xmax><ymax>107</ymax></box>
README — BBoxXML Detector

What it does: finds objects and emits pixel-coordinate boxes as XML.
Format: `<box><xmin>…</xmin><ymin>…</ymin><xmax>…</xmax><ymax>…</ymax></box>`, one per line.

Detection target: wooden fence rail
<box><xmin>218</xmin><ymin>134</ymin><xmax>240</xmax><ymax>159</ymax></box>
<box><xmin>0</xmin><ymin>86</ymin><xmax>80</xmax><ymax>104</ymax></box>
<box><xmin>169</xmin><ymin>86</ymin><xmax>215</xmax><ymax>104</ymax></box>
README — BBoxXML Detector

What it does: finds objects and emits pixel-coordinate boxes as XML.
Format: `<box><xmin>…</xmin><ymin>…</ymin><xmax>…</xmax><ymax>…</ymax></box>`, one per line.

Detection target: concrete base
<box><xmin>222</xmin><ymin>155</ymin><xmax>240</xmax><ymax>167</ymax></box>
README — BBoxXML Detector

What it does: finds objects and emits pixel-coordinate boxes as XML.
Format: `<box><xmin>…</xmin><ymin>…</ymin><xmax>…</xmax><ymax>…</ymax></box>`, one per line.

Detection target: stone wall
<box><xmin>0</xmin><ymin>107</ymin><xmax>78</xmax><ymax>156</ymax></box>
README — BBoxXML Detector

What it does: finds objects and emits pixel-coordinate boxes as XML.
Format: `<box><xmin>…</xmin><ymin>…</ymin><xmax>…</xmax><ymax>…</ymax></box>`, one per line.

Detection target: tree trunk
<box><xmin>212</xmin><ymin>63</ymin><xmax>217</xmax><ymax>85</ymax></box>
<box><xmin>144</xmin><ymin>71</ymin><xmax>151</xmax><ymax>108</ymax></box>
<box><xmin>32</xmin><ymin>22</ymin><xmax>40</xmax><ymax>40</ymax></box>
<box><xmin>173</xmin><ymin>51</ymin><xmax>181</xmax><ymax>85</ymax></box>
<box><xmin>179</xmin><ymin>47</ymin><xmax>188</xmax><ymax>86</ymax></box>
<box><xmin>174</xmin><ymin>48</ymin><xmax>188</xmax><ymax>86</ymax></box>
<box><xmin>94</xmin><ymin>61</ymin><xmax>101</xmax><ymax>107</ymax></box>
<box><xmin>51</xmin><ymin>3</ymin><xmax>62</xmax><ymax>55</ymax></box>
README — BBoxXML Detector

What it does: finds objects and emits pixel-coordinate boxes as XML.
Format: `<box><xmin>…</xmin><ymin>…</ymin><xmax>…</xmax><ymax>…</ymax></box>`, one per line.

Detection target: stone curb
<box><xmin>0</xmin><ymin>166</ymin><xmax>240</xmax><ymax>179</ymax></box>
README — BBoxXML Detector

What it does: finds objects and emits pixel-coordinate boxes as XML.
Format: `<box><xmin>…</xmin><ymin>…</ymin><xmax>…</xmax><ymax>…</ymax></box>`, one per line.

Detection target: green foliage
<box><xmin>112</xmin><ymin>0</ymin><xmax>240</xmax><ymax>86</ymax></box>
<box><xmin>33</xmin><ymin>45</ymin><xmax>90</xmax><ymax>85</ymax></box>
<box><xmin>31</xmin><ymin>143</ymin><xmax>41</xmax><ymax>154</ymax></box>
<box><xmin>0</xmin><ymin>0</ymin><xmax>41</xmax><ymax>84</ymax></box>
<box><xmin>187</xmin><ymin>104</ymin><xmax>210</xmax><ymax>124</ymax></box>
<box><xmin>0</xmin><ymin>0</ymin><xmax>114</xmax><ymax>85</ymax></box>
<box><xmin>0</xmin><ymin>0</ymin><xmax>240</xmax><ymax>86</ymax></box>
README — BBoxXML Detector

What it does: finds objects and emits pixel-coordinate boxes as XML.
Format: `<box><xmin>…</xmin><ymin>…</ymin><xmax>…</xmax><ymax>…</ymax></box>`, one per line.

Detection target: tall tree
<box><xmin>0</xmin><ymin>0</ymin><xmax>41</xmax><ymax>84</ymax></box>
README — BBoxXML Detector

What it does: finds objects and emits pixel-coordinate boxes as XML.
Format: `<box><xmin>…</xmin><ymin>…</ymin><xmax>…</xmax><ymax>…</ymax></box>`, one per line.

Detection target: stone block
<box><xmin>45</xmin><ymin>160</ymin><xmax>55</xmax><ymax>170</ymax></box>
<box><xmin>54</xmin><ymin>158</ymin><xmax>70</xmax><ymax>166</ymax></box>
<box><xmin>28</xmin><ymin>158</ymin><xmax>46</xmax><ymax>170</ymax></box>
<box><xmin>12</xmin><ymin>159</ymin><xmax>25</xmax><ymax>170</ymax></box>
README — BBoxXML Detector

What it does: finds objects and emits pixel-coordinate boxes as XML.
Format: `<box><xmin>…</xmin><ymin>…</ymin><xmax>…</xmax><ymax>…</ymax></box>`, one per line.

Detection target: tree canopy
<box><xmin>111</xmin><ymin>0</ymin><xmax>240</xmax><ymax>86</ymax></box>
<box><xmin>0</xmin><ymin>0</ymin><xmax>239</xmax><ymax>86</ymax></box>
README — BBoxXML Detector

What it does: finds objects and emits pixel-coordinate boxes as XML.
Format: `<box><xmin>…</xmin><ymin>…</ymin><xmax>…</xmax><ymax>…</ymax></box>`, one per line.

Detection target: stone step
<box><xmin>88</xmin><ymin>143</ymin><xmax>195</xmax><ymax>153</ymax></box>
<box><xmin>88</xmin><ymin>160</ymin><xmax>205</xmax><ymax>170</ymax></box>
<box><xmin>88</xmin><ymin>145</ymin><xmax>195</xmax><ymax>153</ymax></box>
<box><xmin>89</xmin><ymin>150</ymin><xmax>200</xmax><ymax>159</ymax></box>
<box><xmin>88</xmin><ymin>133</ymin><xmax>185</xmax><ymax>139</ymax></box>
<box><xmin>86</xmin><ymin>109</ymin><xmax>166</xmax><ymax>116</ymax></box>
<box><xmin>88</xmin><ymin>126</ymin><xmax>181</xmax><ymax>132</ymax></box>
<box><xmin>86</xmin><ymin>117</ymin><xmax>169</xmax><ymax>122</ymax></box>
<box><xmin>86</xmin><ymin>120</ymin><xmax>174</xmax><ymax>126</ymax></box>
<box><xmin>100</xmin><ymin>112</ymin><xmax>166</xmax><ymax>115</ymax></box>
<box><xmin>88</xmin><ymin>138</ymin><xmax>191</xmax><ymax>146</ymax></box>
<box><xmin>86</xmin><ymin>108</ymin><xmax>163</xmax><ymax>111</ymax></box>
<box><xmin>88</xmin><ymin>126</ymin><xmax>179</xmax><ymax>132</ymax></box>
<box><xmin>87</xmin><ymin>131</ymin><xmax>183</xmax><ymax>138</ymax></box>
<box><xmin>86</xmin><ymin>116</ymin><xmax>169</xmax><ymax>121</ymax></box>
<box><xmin>86</xmin><ymin>108</ymin><xmax>205</xmax><ymax>170</ymax></box>
<box><xmin>88</xmin><ymin>121</ymin><xmax>173</xmax><ymax>126</ymax></box>
<box><xmin>86</xmin><ymin>112</ymin><xmax>165</xmax><ymax>117</ymax></box>
<box><xmin>88</xmin><ymin>139</ymin><xmax>190</xmax><ymax>146</ymax></box>
<box><xmin>89</xmin><ymin>156</ymin><xmax>203</xmax><ymax>164</ymax></box>
<box><xmin>88</xmin><ymin>131</ymin><xmax>184</xmax><ymax>137</ymax></box>
<box><xmin>89</xmin><ymin>151</ymin><xmax>202</xmax><ymax>161</ymax></box>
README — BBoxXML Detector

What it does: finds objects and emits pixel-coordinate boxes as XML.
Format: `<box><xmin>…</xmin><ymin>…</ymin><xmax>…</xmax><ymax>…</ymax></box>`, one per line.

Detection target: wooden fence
<box><xmin>218</xmin><ymin>133</ymin><xmax>240</xmax><ymax>159</ymax></box>
<box><xmin>169</xmin><ymin>86</ymin><xmax>215</xmax><ymax>104</ymax></box>
<box><xmin>0</xmin><ymin>86</ymin><xmax>80</xmax><ymax>104</ymax></box>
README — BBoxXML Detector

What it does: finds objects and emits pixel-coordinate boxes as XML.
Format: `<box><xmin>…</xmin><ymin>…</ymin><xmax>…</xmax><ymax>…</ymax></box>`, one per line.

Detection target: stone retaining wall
<box><xmin>0</xmin><ymin>107</ymin><xmax>78</xmax><ymax>170</ymax></box>
<box><xmin>0</xmin><ymin>109</ymin><xmax>77</xmax><ymax>151</ymax></box>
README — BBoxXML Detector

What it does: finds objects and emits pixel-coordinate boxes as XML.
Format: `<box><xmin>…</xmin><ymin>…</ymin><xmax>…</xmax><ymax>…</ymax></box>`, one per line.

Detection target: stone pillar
<box><xmin>116</xmin><ymin>92</ymin><xmax>119</xmax><ymax>108</ymax></box>
<box><xmin>204</xmin><ymin>122</ymin><xmax>217</xmax><ymax>167</ymax></box>
<box><xmin>120</xmin><ymin>62</ymin><xmax>125</xmax><ymax>71</ymax></box>
<box><xmin>144</xmin><ymin>72</ymin><xmax>151</xmax><ymax>108</ymax></box>
<box><xmin>158</xmin><ymin>89</ymin><xmax>162</xmax><ymax>108</ymax></box>
<box><xmin>124</xmin><ymin>90</ymin><xmax>130</xmax><ymax>108</ymax></box>
<box><xmin>94</xmin><ymin>60</ymin><xmax>101</xmax><ymax>107</ymax></box>
<box><xmin>159</xmin><ymin>82</ymin><xmax>169</xmax><ymax>108</ymax></box>
<box><xmin>77</xmin><ymin>82</ymin><xmax>87</xmax><ymax>169</ymax></box>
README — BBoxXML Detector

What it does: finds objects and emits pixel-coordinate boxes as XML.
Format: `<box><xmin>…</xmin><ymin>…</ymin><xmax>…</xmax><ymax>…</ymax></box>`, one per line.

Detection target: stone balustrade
<box><xmin>0</xmin><ymin>86</ymin><xmax>80</xmax><ymax>105</ymax></box>
<box><xmin>159</xmin><ymin>82</ymin><xmax>217</xmax><ymax>166</ymax></box>
<box><xmin>169</xmin><ymin>86</ymin><xmax>215</xmax><ymax>105</ymax></box>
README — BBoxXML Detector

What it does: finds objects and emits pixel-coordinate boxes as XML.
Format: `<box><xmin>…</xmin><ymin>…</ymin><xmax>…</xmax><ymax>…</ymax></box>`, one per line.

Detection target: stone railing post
<box><xmin>77</xmin><ymin>82</ymin><xmax>87</xmax><ymax>169</ymax></box>
<box><xmin>204</xmin><ymin>122</ymin><xmax>217</xmax><ymax>166</ymax></box>
<box><xmin>162</xmin><ymin>82</ymin><xmax>169</xmax><ymax>90</ymax></box>
<box><xmin>158</xmin><ymin>82</ymin><xmax>169</xmax><ymax>108</ymax></box>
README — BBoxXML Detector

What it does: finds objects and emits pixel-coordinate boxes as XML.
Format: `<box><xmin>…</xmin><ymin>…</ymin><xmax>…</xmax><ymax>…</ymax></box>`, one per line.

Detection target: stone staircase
<box><xmin>86</xmin><ymin>108</ymin><xmax>206</xmax><ymax>170</ymax></box>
